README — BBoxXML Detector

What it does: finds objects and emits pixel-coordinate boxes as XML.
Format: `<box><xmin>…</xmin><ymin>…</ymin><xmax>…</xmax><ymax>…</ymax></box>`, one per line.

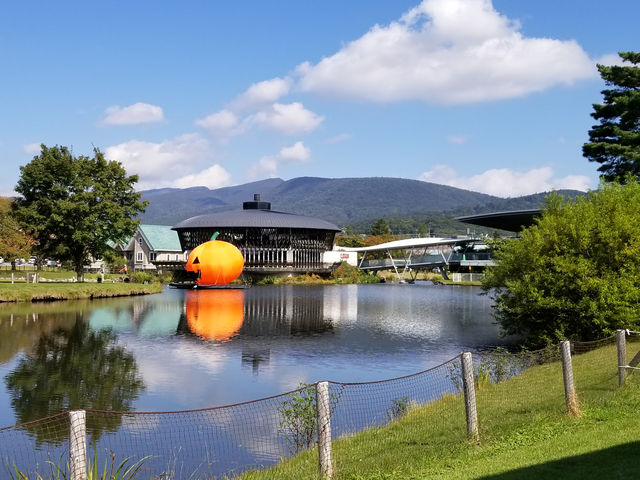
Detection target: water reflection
<box><xmin>181</xmin><ymin>290</ymin><xmax>245</xmax><ymax>341</ymax></box>
<box><xmin>0</xmin><ymin>284</ymin><xmax>505</xmax><ymax>429</ymax></box>
<box><xmin>4</xmin><ymin>316</ymin><xmax>145</xmax><ymax>444</ymax></box>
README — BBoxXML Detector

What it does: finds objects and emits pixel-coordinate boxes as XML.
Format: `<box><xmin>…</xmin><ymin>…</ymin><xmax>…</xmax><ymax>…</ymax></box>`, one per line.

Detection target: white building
<box><xmin>123</xmin><ymin>224</ymin><xmax>186</xmax><ymax>272</ymax></box>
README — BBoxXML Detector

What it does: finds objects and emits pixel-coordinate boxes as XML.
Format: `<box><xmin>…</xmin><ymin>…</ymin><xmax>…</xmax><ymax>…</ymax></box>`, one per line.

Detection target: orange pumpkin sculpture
<box><xmin>185</xmin><ymin>232</ymin><xmax>244</xmax><ymax>285</ymax></box>
<box><xmin>185</xmin><ymin>289</ymin><xmax>245</xmax><ymax>341</ymax></box>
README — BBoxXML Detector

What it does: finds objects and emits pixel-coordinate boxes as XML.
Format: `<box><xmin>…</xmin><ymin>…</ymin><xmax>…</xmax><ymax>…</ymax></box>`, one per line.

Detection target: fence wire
<box><xmin>0</xmin><ymin>412</ymin><xmax>69</xmax><ymax>477</ymax></box>
<box><xmin>0</xmin><ymin>335</ymin><xmax>633</xmax><ymax>479</ymax></box>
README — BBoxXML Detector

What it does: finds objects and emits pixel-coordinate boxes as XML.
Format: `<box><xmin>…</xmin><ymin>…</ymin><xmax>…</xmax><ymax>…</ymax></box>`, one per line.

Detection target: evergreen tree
<box><xmin>583</xmin><ymin>52</ymin><xmax>640</xmax><ymax>181</ymax></box>
<box><xmin>370</xmin><ymin>218</ymin><xmax>391</xmax><ymax>236</ymax></box>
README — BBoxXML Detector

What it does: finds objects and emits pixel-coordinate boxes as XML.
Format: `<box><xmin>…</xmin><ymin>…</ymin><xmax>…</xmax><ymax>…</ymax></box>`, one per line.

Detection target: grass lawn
<box><xmin>0</xmin><ymin>282</ymin><xmax>162</xmax><ymax>302</ymax></box>
<box><xmin>241</xmin><ymin>342</ymin><xmax>640</xmax><ymax>480</ymax></box>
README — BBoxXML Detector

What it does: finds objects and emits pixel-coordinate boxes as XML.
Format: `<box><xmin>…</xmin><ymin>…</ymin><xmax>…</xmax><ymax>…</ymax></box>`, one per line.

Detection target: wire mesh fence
<box><xmin>0</xmin><ymin>333</ymin><xmax>635</xmax><ymax>479</ymax></box>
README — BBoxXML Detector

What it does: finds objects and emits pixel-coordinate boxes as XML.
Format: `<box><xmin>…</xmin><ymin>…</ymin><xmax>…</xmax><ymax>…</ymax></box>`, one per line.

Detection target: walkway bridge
<box><xmin>336</xmin><ymin>237</ymin><xmax>493</xmax><ymax>282</ymax></box>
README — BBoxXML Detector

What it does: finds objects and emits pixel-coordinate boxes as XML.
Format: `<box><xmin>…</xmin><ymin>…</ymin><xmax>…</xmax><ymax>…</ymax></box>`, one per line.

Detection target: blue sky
<box><xmin>1</xmin><ymin>0</ymin><xmax>638</xmax><ymax>197</ymax></box>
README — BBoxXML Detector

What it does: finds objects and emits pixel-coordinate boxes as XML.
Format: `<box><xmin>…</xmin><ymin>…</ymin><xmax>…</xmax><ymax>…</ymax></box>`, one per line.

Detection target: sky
<box><xmin>1</xmin><ymin>0</ymin><xmax>638</xmax><ymax>198</ymax></box>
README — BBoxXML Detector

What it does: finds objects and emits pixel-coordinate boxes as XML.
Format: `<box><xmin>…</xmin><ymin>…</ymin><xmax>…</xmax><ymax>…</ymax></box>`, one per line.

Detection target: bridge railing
<box><xmin>449</xmin><ymin>253</ymin><xmax>492</xmax><ymax>262</ymax></box>
<box><xmin>358</xmin><ymin>252</ymin><xmax>492</xmax><ymax>271</ymax></box>
<box><xmin>359</xmin><ymin>258</ymin><xmax>408</xmax><ymax>269</ymax></box>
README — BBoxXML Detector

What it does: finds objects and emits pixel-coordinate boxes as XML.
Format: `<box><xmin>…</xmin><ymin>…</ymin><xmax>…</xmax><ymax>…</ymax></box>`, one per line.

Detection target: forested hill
<box><xmin>139</xmin><ymin>176</ymin><xmax>584</xmax><ymax>234</ymax></box>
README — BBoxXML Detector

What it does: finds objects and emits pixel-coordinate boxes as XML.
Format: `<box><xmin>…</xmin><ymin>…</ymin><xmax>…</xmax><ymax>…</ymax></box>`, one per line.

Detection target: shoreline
<box><xmin>0</xmin><ymin>282</ymin><xmax>163</xmax><ymax>303</ymax></box>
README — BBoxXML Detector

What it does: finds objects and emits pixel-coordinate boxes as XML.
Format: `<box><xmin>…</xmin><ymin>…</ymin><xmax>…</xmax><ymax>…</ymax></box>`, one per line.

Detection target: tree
<box><xmin>370</xmin><ymin>218</ymin><xmax>391</xmax><ymax>236</ymax></box>
<box><xmin>0</xmin><ymin>197</ymin><xmax>34</xmax><ymax>268</ymax></box>
<box><xmin>583</xmin><ymin>51</ymin><xmax>640</xmax><ymax>181</ymax></box>
<box><xmin>483</xmin><ymin>182</ymin><xmax>640</xmax><ymax>347</ymax></box>
<box><xmin>12</xmin><ymin>145</ymin><xmax>147</xmax><ymax>280</ymax></box>
<box><xmin>5</xmin><ymin>317</ymin><xmax>145</xmax><ymax>444</ymax></box>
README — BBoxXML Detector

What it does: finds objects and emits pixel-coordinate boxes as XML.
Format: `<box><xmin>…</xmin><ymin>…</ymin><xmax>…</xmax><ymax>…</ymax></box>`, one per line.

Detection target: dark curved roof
<box><xmin>173</xmin><ymin>208</ymin><xmax>341</xmax><ymax>232</ymax></box>
<box><xmin>455</xmin><ymin>209</ymin><xmax>541</xmax><ymax>232</ymax></box>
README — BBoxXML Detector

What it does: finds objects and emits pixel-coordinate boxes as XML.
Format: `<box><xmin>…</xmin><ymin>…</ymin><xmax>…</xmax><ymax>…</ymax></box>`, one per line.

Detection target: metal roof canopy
<box><xmin>173</xmin><ymin>209</ymin><xmax>340</xmax><ymax>231</ymax></box>
<box><xmin>335</xmin><ymin>236</ymin><xmax>476</xmax><ymax>253</ymax></box>
<box><xmin>455</xmin><ymin>209</ymin><xmax>541</xmax><ymax>233</ymax></box>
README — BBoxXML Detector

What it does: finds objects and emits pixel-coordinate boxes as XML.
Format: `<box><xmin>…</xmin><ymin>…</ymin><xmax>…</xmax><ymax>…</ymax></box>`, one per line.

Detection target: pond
<box><xmin>0</xmin><ymin>283</ymin><xmax>505</xmax><ymax>429</ymax></box>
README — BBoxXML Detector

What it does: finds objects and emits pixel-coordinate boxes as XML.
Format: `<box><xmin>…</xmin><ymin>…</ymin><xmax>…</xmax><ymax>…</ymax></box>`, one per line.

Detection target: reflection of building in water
<box><xmin>322</xmin><ymin>285</ymin><xmax>358</xmax><ymax>325</ymax></box>
<box><xmin>241</xmin><ymin>349</ymin><xmax>270</xmax><ymax>375</ymax></box>
<box><xmin>239</xmin><ymin>287</ymin><xmax>336</xmax><ymax>374</ymax></box>
<box><xmin>176</xmin><ymin>287</ymin><xmax>354</xmax><ymax>373</ymax></box>
<box><xmin>241</xmin><ymin>287</ymin><xmax>332</xmax><ymax>336</ymax></box>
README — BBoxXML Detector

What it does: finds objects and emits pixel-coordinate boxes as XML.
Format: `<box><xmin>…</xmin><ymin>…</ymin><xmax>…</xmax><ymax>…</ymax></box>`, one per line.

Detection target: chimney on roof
<box><xmin>243</xmin><ymin>193</ymin><xmax>271</xmax><ymax>211</ymax></box>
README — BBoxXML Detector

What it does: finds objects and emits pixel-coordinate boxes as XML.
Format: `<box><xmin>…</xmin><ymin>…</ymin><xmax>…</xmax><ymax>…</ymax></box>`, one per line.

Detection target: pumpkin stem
<box><xmin>210</xmin><ymin>232</ymin><xmax>219</xmax><ymax>241</ymax></box>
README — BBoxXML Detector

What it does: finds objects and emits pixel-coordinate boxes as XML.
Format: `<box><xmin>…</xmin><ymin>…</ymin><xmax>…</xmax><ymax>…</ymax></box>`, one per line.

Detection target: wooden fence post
<box><xmin>461</xmin><ymin>352</ymin><xmax>479</xmax><ymax>439</ymax></box>
<box><xmin>69</xmin><ymin>410</ymin><xmax>87</xmax><ymax>480</ymax></box>
<box><xmin>316</xmin><ymin>381</ymin><xmax>333</xmax><ymax>479</ymax></box>
<box><xmin>617</xmin><ymin>329</ymin><xmax>627</xmax><ymax>387</ymax></box>
<box><xmin>560</xmin><ymin>341</ymin><xmax>580</xmax><ymax>416</ymax></box>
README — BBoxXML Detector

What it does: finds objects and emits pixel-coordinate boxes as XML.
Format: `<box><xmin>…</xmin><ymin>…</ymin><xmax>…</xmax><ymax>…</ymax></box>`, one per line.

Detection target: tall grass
<box><xmin>7</xmin><ymin>450</ymin><xmax>150</xmax><ymax>480</ymax></box>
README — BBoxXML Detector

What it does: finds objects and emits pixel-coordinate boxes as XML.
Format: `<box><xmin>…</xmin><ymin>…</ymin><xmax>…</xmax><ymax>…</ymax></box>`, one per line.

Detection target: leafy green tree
<box><xmin>102</xmin><ymin>246</ymin><xmax>127</xmax><ymax>273</ymax></box>
<box><xmin>583</xmin><ymin>52</ymin><xmax>640</xmax><ymax>181</ymax></box>
<box><xmin>12</xmin><ymin>145</ymin><xmax>147</xmax><ymax>280</ymax></box>
<box><xmin>0</xmin><ymin>197</ymin><xmax>34</xmax><ymax>268</ymax></box>
<box><xmin>483</xmin><ymin>182</ymin><xmax>640</xmax><ymax>347</ymax></box>
<box><xmin>334</xmin><ymin>233</ymin><xmax>365</xmax><ymax>248</ymax></box>
<box><xmin>370</xmin><ymin>218</ymin><xmax>391</xmax><ymax>236</ymax></box>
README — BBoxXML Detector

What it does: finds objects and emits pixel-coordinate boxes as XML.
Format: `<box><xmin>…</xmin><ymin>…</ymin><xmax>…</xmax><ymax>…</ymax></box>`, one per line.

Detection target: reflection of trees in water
<box><xmin>4</xmin><ymin>314</ymin><xmax>145</xmax><ymax>445</ymax></box>
<box><xmin>0</xmin><ymin>311</ymin><xmax>77</xmax><ymax>364</ymax></box>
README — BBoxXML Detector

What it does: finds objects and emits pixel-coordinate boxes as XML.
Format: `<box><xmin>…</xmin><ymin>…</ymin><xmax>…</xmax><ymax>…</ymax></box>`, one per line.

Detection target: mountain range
<box><xmin>139</xmin><ymin>177</ymin><xmax>584</xmax><ymax>235</ymax></box>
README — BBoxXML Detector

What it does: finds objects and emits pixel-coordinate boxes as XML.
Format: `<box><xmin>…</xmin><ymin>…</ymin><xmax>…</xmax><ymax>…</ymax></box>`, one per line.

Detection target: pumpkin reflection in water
<box><xmin>185</xmin><ymin>290</ymin><xmax>245</xmax><ymax>341</ymax></box>
<box><xmin>185</xmin><ymin>233</ymin><xmax>244</xmax><ymax>285</ymax></box>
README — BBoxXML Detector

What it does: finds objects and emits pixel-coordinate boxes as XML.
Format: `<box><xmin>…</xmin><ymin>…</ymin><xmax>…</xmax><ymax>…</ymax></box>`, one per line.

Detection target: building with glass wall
<box><xmin>172</xmin><ymin>195</ymin><xmax>341</xmax><ymax>275</ymax></box>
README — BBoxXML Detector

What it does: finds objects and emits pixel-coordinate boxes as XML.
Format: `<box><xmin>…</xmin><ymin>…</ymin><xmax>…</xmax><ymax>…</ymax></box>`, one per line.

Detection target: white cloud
<box><xmin>102</xmin><ymin>102</ymin><xmax>165</xmax><ymax>126</ymax></box>
<box><xmin>230</xmin><ymin>77</ymin><xmax>291</xmax><ymax>110</ymax></box>
<box><xmin>595</xmin><ymin>52</ymin><xmax>640</xmax><ymax>68</ymax></box>
<box><xmin>296</xmin><ymin>0</ymin><xmax>597</xmax><ymax>104</ymax></box>
<box><xmin>197</xmin><ymin>101</ymin><xmax>323</xmax><ymax>140</ymax></box>
<box><xmin>447</xmin><ymin>134</ymin><xmax>470</xmax><ymax>144</ymax></box>
<box><xmin>23</xmin><ymin>143</ymin><xmax>41</xmax><ymax>154</ymax></box>
<box><xmin>249</xmin><ymin>102</ymin><xmax>324</xmax><ymax>135</ymax></box>
<box><xmin>105</xmin><ymin>133</ymin><xmax>230</xmax><ymax>190</ymax></box>
<box><xmin>278</xmin><ymin>141</ymin><xmax>311</xmax><ymax>163</ymax></box>
<box><xmin>195</xmin><ymin>109</ymin><xmax>244</xmax><ymax>139</ymax></box>
<box><xmin>172</xmin><ymin>164</ymin><xmax>232</xmax><ymax>189</ymax></box>
<box><xmin>249</xmin><ymin>141</ymin><xmax>311</xmax><ymax>179</ymax></box>
<box><xmin>325</xmin><ymin>133</ymin><xmax>352</xmax><ymax>144</ymax></box>
<box><xmin>419</xmin><ymin>165</ymin><xmax>592</xmax><ymax>197</ymax></box>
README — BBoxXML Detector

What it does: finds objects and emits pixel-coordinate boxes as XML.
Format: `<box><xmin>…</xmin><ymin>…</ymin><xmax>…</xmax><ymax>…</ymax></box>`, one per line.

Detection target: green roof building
<box><xmin>123</xmin><ymin>224</ymin><xmax>185</xmax><ymax>272</ymax></box>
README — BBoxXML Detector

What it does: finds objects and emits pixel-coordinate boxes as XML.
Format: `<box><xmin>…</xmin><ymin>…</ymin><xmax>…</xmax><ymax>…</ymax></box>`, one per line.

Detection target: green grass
<box><xmin>0</xmin><ymin>282</ymin><xmax>162</xmax><ymax>302</ymax></box>
<box><xmin>240</xmin><ymin>343</ymin><xmax>640</xmax><ymax>479</ymax></box>
<box><xmin>0</xmin><ymin>270</ymin><xmax>126</xmax><ymax>281</ymax></box>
